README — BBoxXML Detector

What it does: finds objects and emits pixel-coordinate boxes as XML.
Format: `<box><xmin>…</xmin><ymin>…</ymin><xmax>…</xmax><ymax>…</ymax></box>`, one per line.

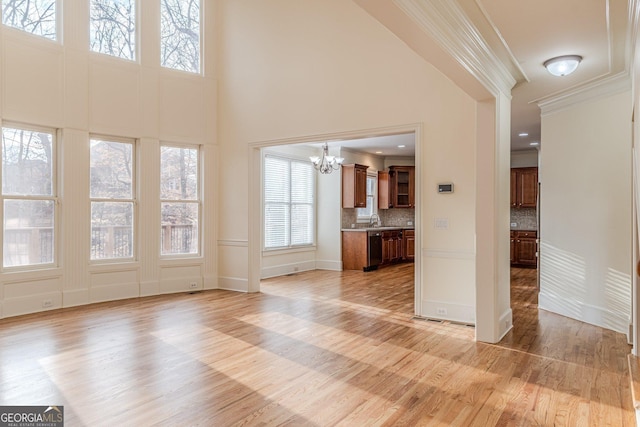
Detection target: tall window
<box><xmin>160</xmin><ymin>0</ymin><xmax>201</xmax><ymax>73</ymax></box>
<box><xmin>90</xmin><ymin>0</ymin><xmax>136</xmax><ymax>60</ymax></box>
<box><xmin>264</xmin><ymin>155</ymin><xmax>315</xmax><ymax>250</ymax></box>
<box><xmin>357</xmin><ymin>174</ymin><xmax>377</xmax><ymax>221</ymax></box>
<box><xmin>1</xmin><ymin>125</ymin><xmax>56</xmax><ymax>268</ymax></box>
<box><xmin>90</xmin><ymin>137</ymin><xmax>135</xmax><ymax>260</ymax></box>
<box><xmin>160</xmin><ymin>145</ymin><xmax>200</xmax><ymax>255</ymax></box>
<box><xmin>2</xmin><ymin>0</ymin><xmax>57</xmax><ymax>40</ymax></box>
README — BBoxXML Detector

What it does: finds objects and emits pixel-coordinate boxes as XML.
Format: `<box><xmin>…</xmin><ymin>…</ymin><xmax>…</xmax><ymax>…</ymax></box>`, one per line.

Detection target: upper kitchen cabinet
<box><xmin>342</xmin><ymin>164</ymin><xmax>369</xmax><ymax>208</ymax></box>
<box><xmin>389</xmin><ymin>166</ymin><xmax>415</xmax><ymax>208</ymax></box>
<box><xmin>511</xmin><ymin>167</ymin><xmax>538</xmax><ymax>208</ymax></box>
<box><xmin>378</xmin><ymin>171</ymin><xmax>390</xmax><ymax>209</ymax></box>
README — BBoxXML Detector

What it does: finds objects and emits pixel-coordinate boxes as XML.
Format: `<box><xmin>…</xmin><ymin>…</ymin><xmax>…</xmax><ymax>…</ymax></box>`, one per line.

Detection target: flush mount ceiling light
<box><xmin>543</xmin><ymin>55</ymin><xmax>582</xmax><ymax>76</ymax></box>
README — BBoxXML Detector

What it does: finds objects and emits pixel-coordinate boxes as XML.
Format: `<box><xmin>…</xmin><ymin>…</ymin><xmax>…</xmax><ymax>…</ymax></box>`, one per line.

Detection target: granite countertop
<box><xmin>341</xmin><ymin>226</ymin><xmax>414</xmax><ymax>232</ymax></box>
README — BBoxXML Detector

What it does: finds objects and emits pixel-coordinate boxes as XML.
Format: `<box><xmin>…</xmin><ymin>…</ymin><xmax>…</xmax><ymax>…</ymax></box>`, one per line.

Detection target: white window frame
<box><xmin>89</xmin><ymin>135</ymin><xmax>137</xmax><ymax>263</ymax></box>
<box><xmin>89</xmin><ymin>0</ymin><xmax>139</xmax><ymax>62</ymax></box>
<box><xmin>262</xmin><ymin>153</ymin><xmax>316</xmax><ymax>252</ymax></box>
<box><xmin>1</xmin><ymin>122</ymin><xmax>58</xmax><ymax>271</ymax></box>
<box><xmin>356</xmin><ymin>172</ymin><xmax>378</xmax><ymax>223</ymax></box>
<box><xmin>159</xmin><ymin>143</ymin><xmax>202</xmax><ymax>258</ymax></box>
<box><xmin>1</xmin><ymin>0</ymin><xmax>60</xmax><ymax>42</ymax></box>
<box><xmin>160</xmin><ymin>0</ymin><xmax>203</xmax><ymax>74</ymax></box>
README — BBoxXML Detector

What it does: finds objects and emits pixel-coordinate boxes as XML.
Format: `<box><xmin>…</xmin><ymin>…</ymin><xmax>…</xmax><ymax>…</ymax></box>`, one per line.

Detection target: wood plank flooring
<box><xmin>0</xmin><ymin>264</ymin><xmax>634</xmax><ymax>426</ymax></box>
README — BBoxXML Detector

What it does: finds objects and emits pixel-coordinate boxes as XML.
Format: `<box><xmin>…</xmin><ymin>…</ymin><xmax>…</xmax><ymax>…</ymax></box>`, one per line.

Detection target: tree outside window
<box><xmin>90</xmin><ymin>138</ymin><xmax>135</xmax><ymax>260</ymax></box>
<box><xmin>2</xmin><ymin>126</ymin><xmax>56</xmax><ymax>268</ymax></box>
<box><xmin>161</xmin><ymin>0</ymin><xmax>200</xmax><ymax>73</ymax></box>
<box><xmin>90</xmin><ymin>0</ymin><xmax>136</xmax><ymax>60</ymax></box>
<box><xmin>2</xmin><ymin>0</ymin><xmax>57</xmax><ymax>40</ymax></box>
<box><xmin>160</xmin><ymin>145</ymin><xmax>200</xmax><ymax>255</ymax></box>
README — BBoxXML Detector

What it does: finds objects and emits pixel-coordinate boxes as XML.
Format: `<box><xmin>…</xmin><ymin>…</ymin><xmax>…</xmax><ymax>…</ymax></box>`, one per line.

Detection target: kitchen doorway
<box><xmin>247</xmin><ymin>124</ymin><xmax>422</xmax><ymax>316</ymax></box>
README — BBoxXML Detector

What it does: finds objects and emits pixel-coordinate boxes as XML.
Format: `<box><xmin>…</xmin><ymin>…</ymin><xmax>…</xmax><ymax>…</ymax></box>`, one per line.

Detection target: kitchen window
<box><xmin>357</xmin><ymin>174</ymin><xmax>377</xmax><ymax>222</ymax></box>
<box><xmin>2</xmin><ymin>124</ymin><xmax>57</xmax><ymax>268</ymax></box>
<box><xmin>263</xmin><ymin>155</ymin><xmax>315</xmax><ymax>250</ymax></box>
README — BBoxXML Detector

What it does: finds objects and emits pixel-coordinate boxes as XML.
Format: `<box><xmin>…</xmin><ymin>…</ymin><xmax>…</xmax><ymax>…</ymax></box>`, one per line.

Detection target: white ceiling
<box><xmin>349</xmin><ymin>0</ymin><xmax>634</xmax><ymax>153</ymax></box>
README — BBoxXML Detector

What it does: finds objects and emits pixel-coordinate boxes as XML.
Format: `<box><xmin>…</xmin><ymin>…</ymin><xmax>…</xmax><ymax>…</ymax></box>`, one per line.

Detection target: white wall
<box><xmin>219</xmin><ymin>0</ymin><xmax>478</xmax><ymax>324</ymax></box>
<box><xmin>539</xmin><ymin>88</ymin><xmax>632</xmax><ymax>334</ymax></box>
<box><xmin>0</xmin><ymin>1</ymin><xmax>217</xmax><ymax>318</ymax></box>
<box><xmin>511</xmin><ymin>150</ymin><xmax>538</xmax><ymax>168</ymax></box>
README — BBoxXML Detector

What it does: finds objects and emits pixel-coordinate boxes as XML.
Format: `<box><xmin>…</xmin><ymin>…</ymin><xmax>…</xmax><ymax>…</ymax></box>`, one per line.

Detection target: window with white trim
<box><xmin>264</xmin><ymin>155</ymin><xmax>315</xmax><ymax>250</ymax></box>
<box><xmin>90</xmin><ymin>0</ymin><xmax>137</xmax><ymax>61</ymax></box>
<box><xmin>160</xmin><ymin>0</ymin><xmax>201</xmax><ymax>73</ymax></box>
<box><xmin>90</xmin><ymin>137</ymin><xmax>135</xmax><ymax>261</ymax></box>
<box><xmin>160</xmin><ymin>145</ymin><xmax>200</xmax><ymax>256</ymax></box>
<box><xmin>1</xmin><ymin>0</ymin><xmax>57</xmax><ymax>40</ymax></box>
<box><xmin>357</xmin><ymin>174</ymin><xmax>377</xmax><ymax>221</ymax></box>
<box><xmin>1</xmin><ymin>125</ymin><xmax>56</xmax><ymax>268</ymax></box>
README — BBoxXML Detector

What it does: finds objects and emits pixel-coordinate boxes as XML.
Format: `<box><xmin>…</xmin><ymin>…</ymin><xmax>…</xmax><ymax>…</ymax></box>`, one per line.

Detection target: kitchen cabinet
<box><xmin>403</xmin><ymin>229</ymin><xmax>415</xmax><ymax>261</ymax></box>
<box><xmin>511</xmin><ymin>167</ymin><xmax>538</xmax><ymax>208</ymax></box>
<box><xmin>342</xmin><ymin>231</ymin><xmax>369</xmax><ymax>270</ymax></box>
<box><xmin>381</xmin><ymin>230</ymin><xmax>403</xmax><ymax>265</ymax></box>
<box><xmin>511</xmin><ymin>230</ymin><xmax>537</xmax><ymax>268</ymax></box>
<box><xmin>378</xmin><ymin>171</ymin><xmax>390</xmax><ymax>209</ymax></box>
<box><xmin>342</xmin><ymin>164</ymin><xmax>369</xmax><ymax>208</ymax></box>
<box><xmin>380</xmin><ymin>166</ymin><xmax>415</xmax><ymax>209</ymax></box>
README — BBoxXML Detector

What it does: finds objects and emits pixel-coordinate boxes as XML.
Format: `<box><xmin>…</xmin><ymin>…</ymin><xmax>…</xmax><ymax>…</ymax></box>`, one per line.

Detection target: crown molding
<box><xmin>393</xmin><ymin>0</ymin><xmax>517</xmax><ymax>96</ymax></box>
<box><xmin>538</xmin><ymin>71</ymin><xmax>631</xmax><ymax>116</ymax></box>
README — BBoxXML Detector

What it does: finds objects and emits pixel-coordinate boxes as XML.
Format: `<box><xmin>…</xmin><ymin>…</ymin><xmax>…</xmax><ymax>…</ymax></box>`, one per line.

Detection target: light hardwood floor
<box><xmin>0</xmin><ymin>265</ymin><xmax>634</xmax><ymax>426</ymax></box>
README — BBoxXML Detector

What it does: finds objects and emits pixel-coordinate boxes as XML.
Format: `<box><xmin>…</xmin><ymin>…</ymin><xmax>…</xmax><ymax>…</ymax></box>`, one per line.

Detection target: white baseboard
<box><xmin>498</xmin><ymin>308</ymin><xmax>513</xmax><ymax>340</ymax></box>
<box><xmin>63</xmin><ymin>289</ymin><xmax>89</xmax><ymax>308</ymax></box>
<box><xmin>140</xmin><ymin>280</ymin><xmax>160</xmax><ymax>297</ymax></box>
<box><xmin>203</xmin><ymin>275</ymin><xmax>218</xmax><ymax>290</ymax></box>
<box><xmin>539</xmin><ymin>290</ymin><xmax>628</xmax><ymax>334</ymax></box>
<box><xmin>159</xmin><ymin>277</ymin><xmax>203</xmax><ymax>294</ymax></box>
<box><xmin>218</xmin><ymin>276</ymin><xmax>248</xmax><ymax>292</ymax></box>
<box><xmin>261</xmin><ymin>260</ymin><xmax>316</xmax><ymax>279</ymax></box>
<box><xmin>420</xmin><ymin>299</ymin><xmax>475</xmax><ymax>325</ymax></box>
<box><xmin>90</xmin><ymin>283</ymin><xmax>139</xmax><ymax>303</ymax></box>
<box><xmin>3</xmin><ymin>291</ymin><xmax>63</xmax><ymax>318</ymax></box>
<box><xmin>315</xmin><ymin>260</ymin><xmax>343</xmax><ymax>271</ymax></box>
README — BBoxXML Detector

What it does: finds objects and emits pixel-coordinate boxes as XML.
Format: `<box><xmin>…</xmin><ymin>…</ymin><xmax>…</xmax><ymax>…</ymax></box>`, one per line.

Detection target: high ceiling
<box><xmin>352</xmin><ymin>0</ymin><xmax>636</xmax><ymax>152</ymax></box>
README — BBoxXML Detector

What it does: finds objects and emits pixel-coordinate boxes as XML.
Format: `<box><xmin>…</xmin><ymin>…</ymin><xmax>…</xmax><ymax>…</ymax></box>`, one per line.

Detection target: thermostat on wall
<box><xmin>438</xmin><ymin>183</ymin><xmax>454</xmax><ymax>193</ymax></box>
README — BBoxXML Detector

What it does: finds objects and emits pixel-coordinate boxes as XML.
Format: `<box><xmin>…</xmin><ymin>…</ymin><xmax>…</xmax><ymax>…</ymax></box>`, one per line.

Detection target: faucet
<box><xmin>369</xmin><ymin>213</ymin><xmax>381</xmax><ymax>227</ymax></box>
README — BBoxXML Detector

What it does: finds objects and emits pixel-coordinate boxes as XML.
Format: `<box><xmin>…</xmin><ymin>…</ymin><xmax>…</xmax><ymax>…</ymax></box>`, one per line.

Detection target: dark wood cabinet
<box><xmin>511</xmin><ymin>230</ymin><xmax>537</xmax><ymax>268</ymax></box>
<box><xmin>403</xmin><ymin>229</ymin><xmax>415</xmax><ymax>261</ymax></box>
<box><xmin>511</xmin><ymin>167</ymin><xmax>538</xmax><ymax>208</ymax></box>
<box><xmin>381</xmin><ymin>230</ymin><xmax>403</xmax><ymax>265</ymax></box>
<box><xmin>342</xmin><ymin>164</ymin><xmax>369</xmax><ymax>208</ymax></box>
<box><xmin>380</xmin><ymin>166</ymin><xmax>415</xmax><ymax>209</ymax></box>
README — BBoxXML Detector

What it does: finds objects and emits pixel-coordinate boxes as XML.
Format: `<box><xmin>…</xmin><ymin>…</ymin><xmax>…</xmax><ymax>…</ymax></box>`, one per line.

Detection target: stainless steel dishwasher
<box><xmin>366</xmin><ymin>230</ymin><xmax>382</xmax><ymax>271</ymax></box>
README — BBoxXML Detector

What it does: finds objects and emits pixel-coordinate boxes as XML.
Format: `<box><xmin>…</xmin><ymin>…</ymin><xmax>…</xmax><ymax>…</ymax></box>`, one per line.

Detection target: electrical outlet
<box><xmin>42</xmin><ymin>299</ymin><xmax>53</xmax><ymax>308</ymax></box>
<box><xmin>436</xmin><ymin>307</ymin><xmax>447</xmax><ymax>315</ymax></box>
<box><xmin>189</xmin><ymin>282</ymin><xmax>198</xmax><ymax>289</ymax></box>
<box><xmin>407</xmin><ymin>221</ymin><xmax>413</xmax><ymax>226</ymax></box>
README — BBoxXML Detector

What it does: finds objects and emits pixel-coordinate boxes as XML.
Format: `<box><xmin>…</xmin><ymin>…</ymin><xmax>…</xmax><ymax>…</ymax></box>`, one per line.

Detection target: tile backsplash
<box><xmin>511</xmin><ymin>207</ymin><xmax>537</xmax><ymax>230</ymax></box>
<box><xmin>342</xmin><ymin>208</ymin><xmax>415</xmax><ymax>229</ymax></box>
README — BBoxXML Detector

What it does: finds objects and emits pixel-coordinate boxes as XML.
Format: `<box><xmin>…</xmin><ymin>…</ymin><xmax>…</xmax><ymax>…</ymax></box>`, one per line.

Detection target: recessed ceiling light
<box><xmin>397</xmin><ymin>145</ymin><xmax>406</xmax><ymax>148</ymax></box>
<box><xmin>519</xmin><ymin>132</ymin><xmax>528</xmax><ymax>137</ymax></box>
<box><xmin>375</xmin><ymin>151</ymin><xmax>383</xmax><ymax>154</ymax></box>
<box><xmin>529</xmin><ymin>142</ymin><xmax>539</xmax><ymax>146</ymax></box>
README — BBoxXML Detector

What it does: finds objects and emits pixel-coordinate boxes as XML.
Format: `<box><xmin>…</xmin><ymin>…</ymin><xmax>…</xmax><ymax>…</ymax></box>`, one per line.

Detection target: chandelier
<box><xmin>310</xmin><ymin>143</ymin><xmax>344</xmax><ymax>174</ymax></box>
